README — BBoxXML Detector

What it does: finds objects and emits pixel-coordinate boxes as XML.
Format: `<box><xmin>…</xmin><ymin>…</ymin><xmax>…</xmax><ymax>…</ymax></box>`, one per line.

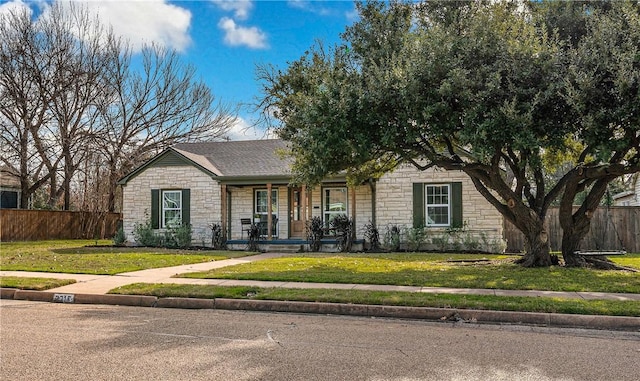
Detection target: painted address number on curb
<box><xmin>53</xmin><ymin>293</ymin><xmax>75</xmax><ymax>303</ymax></box>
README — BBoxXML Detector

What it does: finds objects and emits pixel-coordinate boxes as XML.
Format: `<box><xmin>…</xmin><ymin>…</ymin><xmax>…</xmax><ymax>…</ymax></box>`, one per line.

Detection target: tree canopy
<box><xmin>259</xmin><ymin>0</ymin><xmax>640</xmax><ymax>267</ymax></box>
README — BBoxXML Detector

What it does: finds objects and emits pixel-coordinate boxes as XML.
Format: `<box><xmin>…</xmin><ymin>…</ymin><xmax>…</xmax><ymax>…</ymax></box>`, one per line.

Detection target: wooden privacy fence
<box><xmin>504</xmin><ymin>206</ymin><xmax>640</xmax><ymax>253</ymax></box>
<box><xmin>0</xmin><ymin>209</ymin><xmax>121</xmax><ymax>241</ymax></box>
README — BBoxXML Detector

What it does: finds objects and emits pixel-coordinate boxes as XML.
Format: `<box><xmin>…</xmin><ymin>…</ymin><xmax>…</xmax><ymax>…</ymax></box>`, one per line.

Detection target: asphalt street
<box><xmin>2</xmin><ymin>299</ymin><xmax>639</xmax><ymax>381</ymax></box>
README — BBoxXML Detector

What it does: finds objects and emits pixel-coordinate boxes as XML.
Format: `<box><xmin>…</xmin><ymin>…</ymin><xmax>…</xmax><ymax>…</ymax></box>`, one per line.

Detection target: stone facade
<box><xmin>376</xmin><ymin>164</ymin><xmax>504</xmax><ymax>247</ymax></box>
<box><xmin>122</xmin><ymin>165</ymin><xmax>220</xmax><ymax>245</ymax></box>
<box><xmin>122</xmin><ymin>162</ymin><xmax>504</xmax><ymax>251</ymax></box>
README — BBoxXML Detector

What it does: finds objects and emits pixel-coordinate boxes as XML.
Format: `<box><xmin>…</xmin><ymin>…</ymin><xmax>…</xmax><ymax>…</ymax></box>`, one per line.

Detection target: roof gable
<box><xmin>118</xmin><ymin>139</ymin><xmax>293</xmax><ymax>185</ymax></box>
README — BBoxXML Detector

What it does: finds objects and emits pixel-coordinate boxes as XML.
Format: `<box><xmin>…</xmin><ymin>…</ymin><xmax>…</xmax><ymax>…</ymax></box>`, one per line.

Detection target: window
<box><xmin>255</xmin><ymin>189</ymin><xmax>278</xmax><ymax>216</ymax></box>
<box><xmin>162</xmin><ymin>190</ymin><xmax>182</xmax><ymax>228</ymax></box>
<box><xmin>425</xmin><ymin>184</ymin><xmax>450</xmax><ymax>226</ymax></box>
<box><xmin>151</xmin><ymin>189</ymin><xmax>190</xmax><ymax>229</ymax></box>
<box><xmin>323</xmin><ymin>187</ymin><xmax>347</xmax><ymax>226</ymax></box>
<box><xmin>412</xmin><ymin>182</ymin><xmax>462</xmax><ymax>228</ymax></box>
<box><xmin>0</xmin><ymin>190</ymin><xmax>19</xmax><ymax>209</ymax></box>
<box><xmin>255</xmin><ymin>189</ymin><xmax>278</xmax><ymax>235</ymax></box>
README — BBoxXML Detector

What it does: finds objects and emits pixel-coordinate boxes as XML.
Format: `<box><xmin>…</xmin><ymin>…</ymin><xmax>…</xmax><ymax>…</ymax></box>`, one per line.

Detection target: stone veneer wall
<box><xmin>375</xmin><ymin>164</ymin><xmax>504</xmax><ymax>243</ymax></box>
<box><xmin>122</xmin><ymin>165</ymin><xmax>220</xmax><ymax>245</ymax></box>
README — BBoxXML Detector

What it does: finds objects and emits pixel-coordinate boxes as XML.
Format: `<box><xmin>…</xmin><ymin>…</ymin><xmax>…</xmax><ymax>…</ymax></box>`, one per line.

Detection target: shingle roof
<box><xmin>172</xmin><ymin>139</ymin><xmax>292</xmax><ymax>177</ymax></box>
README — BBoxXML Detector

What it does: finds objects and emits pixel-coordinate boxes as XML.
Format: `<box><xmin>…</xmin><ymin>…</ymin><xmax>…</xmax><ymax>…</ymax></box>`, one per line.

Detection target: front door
<box><xmin>289</xmin><ymin>187</ymin><xmax>306</xmax><ymax>238</ymax></box>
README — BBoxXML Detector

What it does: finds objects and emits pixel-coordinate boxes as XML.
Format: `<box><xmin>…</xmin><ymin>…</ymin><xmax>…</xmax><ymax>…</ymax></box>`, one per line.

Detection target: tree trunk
<box><xmin>561</xmin><ymin>228</ymin><xmax>587</xmax><ymax>267</ymax></box>
<box><xmin>516</xmin><ymin>225</ymin><xmax>553</xmax><ymax>267</ymax></box>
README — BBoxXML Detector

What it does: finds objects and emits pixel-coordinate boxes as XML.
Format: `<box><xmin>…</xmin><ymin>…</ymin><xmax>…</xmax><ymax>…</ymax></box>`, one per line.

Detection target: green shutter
<box><xmin>451</xmin><ymin>182</ymin><xmax>463</xmax><ymax>228</ymax></box>
<box><xmin>151</xmin><ymin>189</ymin><xmax>160</xmax><ymax>229</ymax></box>
<box><xmin>412</xmin><ymin>183</ymin><xmax>424</xmax><ymax>228</ymax></box>
<box><xmin>182</xmin><ymin>189</ymin><xmax>190</xmax><ymax>225</ymax></box>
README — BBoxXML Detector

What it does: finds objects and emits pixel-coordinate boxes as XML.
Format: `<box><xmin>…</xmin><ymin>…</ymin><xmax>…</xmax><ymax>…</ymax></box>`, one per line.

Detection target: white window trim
<box><xmin>254</xmin><ymin>188</ymin><xmax>279</xmax><ymax>235</ymax></box>
<box><xmin>425</xmin><ymin>184</ymin><xmax>451</xmax><ymax>227</ymax></box>
<box><xmin>323</xmin><ymin>187</ymin><xmax>348</xmax><ymax>225</ymax></box>
<box><xmin>162</xmin><ymin>190</ymin><xmax>182</xmax><ymax>228</ymax></box>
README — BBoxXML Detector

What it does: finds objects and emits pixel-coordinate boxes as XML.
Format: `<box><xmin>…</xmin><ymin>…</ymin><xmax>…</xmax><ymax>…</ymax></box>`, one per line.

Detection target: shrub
<box><xmin>363</xmin><ymin>221</ymin><xmax>381</xmax><ymax>252</ymax></box>
<box><xmin>171</xmin><ymin>223</ymin><xmax>193</xmax><ymax>248</ymax></box>
<box><xmin>383</xmin><ymin>225</ymin><xmax>402</xmax><ymax>251</ymax></box>
<box><xmin>112</xmin><ymin>227</ymin><xmax>126</xmax><ymax>246</ymax></box>
<box><xmin>132</xmin><ymin>219</ymin><xmax>160</xmax><ymax>247</ymax></box>
<box><xmin>306</xmin><ymin>217</ymin><xmax>324</xmax><ymax>252</ymax></box>
<box><xmin>406</xmin><ymin>227</ymin><xmax>427</xmax><ymax>252</ymax></box>
<box><xmin>209</xmin><ymin>222</ymin><xmax>226</xmax><ymax>250</ymax></box>
<box><xmin>331</xmin><ymin>214</ymin><xmax>353</xmax><ymax>252</ymax></box>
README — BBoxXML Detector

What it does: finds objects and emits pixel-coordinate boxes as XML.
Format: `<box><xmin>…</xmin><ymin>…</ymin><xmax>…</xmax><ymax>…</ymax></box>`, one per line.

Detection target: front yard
<box><xmin>178</xmin><ymin>252</ymin><xmax>640</xmax><ymax>294</ymax></box>
<box><xmin>0</xmin><ymin>240</ymin><xmax>249</xmax><ymax>275</ymax></box>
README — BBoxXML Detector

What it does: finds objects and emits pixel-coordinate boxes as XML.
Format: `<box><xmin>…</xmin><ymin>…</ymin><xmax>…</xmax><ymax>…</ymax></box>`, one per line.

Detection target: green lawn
<box><xmin>179</xmin><ymin>253</ymin><xmax>640</xmax><ymax>294</ymax></box>
<box><xmin>0</xmin><ymin>276</ymin><xmax>76</xmax><ymax>290</ymax></box>
<box><xmin>0</xmin><ymin>240</ymin><xmax>250</xmax><ymax>275</ymax></box>
<box><xmin>110</xmin><ymin>283</ymin><xmax>640</xmax><ymax>317</ymax></box>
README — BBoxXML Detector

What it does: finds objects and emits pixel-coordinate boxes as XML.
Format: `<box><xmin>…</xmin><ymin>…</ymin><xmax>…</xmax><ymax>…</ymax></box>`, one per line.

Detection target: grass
<box><xmin>110</xmin><ymin>283</ymin><xmax>640</xmax><ymax>317</ymax></box>
<box><xmin>0</xmin><ymin>240</ymin><xmax>251</xmax><ymax>275</ymax></box>
<box><xmin>179</xmin><ymin>252</ymin><xmax>640</xmax><ymax>294</ymax></box>
<box><xmin>0</xmin><ymin>276</ymin><xmax>76</xmax><ymax>290</ymax></box>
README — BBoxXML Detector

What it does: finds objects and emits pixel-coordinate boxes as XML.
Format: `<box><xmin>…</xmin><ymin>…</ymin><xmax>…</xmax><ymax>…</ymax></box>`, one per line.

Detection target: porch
<box><xmin>226</xmin><ymin>237</ymin><xmax>365</xmax><ymax>253</ymax></box>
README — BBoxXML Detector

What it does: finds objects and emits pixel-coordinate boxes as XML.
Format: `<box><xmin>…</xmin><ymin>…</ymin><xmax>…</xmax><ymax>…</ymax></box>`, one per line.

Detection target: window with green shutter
<box><xmin>413</xmin><ymin>182</ymin><xmax>462</xmax><ymax>228</ymax></box>
<box><xmin>150</xmin><ymin>188</ymin><xmax>190</xmax><ymax>228</ymax></box>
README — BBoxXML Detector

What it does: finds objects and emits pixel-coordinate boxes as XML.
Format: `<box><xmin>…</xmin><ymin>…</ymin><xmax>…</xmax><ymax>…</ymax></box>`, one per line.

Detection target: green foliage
<box><xmin>405</xmin><ymin>227</ymin><xmax>427</xmax><ymax>252</ymax></box>
<box><xmin>112</xmin><ymin>227</ymin><xmax>126</xmax><ymax>246</ymax></box>
<box><xmin>258</xmin><ymin>0</ymin><xmax>640</xmax><ymax>265</ymax></box>
<box><xmin>306</xmin><ymin>216</ymin><xmax>324</xmax><ymax>252</ymax></box>
<box><xmin>363</xmin><ymin>221</ymin><xmax>381</xmax><ymax>252</ymax></box>
<box><xmin>382</xmin><ymin>225</ymin><xmax>402</xmax><ymax>252</ymax></box>
<box><xmin>133</xmin><ymin>220</ymin><xmax>161</xmax><ymax>247</ymax></box>
<box><xmin>330</xmin><ymin>214</ymin><xmax>353</xmax><ymax>252</ymax></box>
<box><xmin>209</xmin><ymin>222</ymin><xmax>227</xmax><ymax>250</ymax></box>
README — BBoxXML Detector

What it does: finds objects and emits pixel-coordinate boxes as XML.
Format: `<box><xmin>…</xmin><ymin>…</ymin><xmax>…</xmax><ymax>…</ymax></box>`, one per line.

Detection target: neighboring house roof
<box><xmin>0</xmin><ymin>166</ymin><xmax>20</xmax><ymax>188</ymax></box>
<box><xmin>118</xmin><ymin>139</ymin><xmax>294</xmax><ymax>185</ymax></box>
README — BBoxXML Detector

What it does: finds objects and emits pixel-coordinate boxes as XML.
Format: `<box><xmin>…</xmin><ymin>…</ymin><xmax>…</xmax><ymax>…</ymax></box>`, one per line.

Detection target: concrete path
<box><xmin>2</xmin><ymin>252</ymin><xmax>639</xmax><ymax>301</ymax></box>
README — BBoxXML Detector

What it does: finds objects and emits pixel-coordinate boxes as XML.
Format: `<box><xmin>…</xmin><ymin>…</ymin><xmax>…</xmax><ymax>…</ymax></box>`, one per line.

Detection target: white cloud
<box><xmin>211</xmin><ymin>0</ymin><xmax>253</xmax><ymax>21</ymax></box>
<box><xmin>288</xmin><ymin>0</ymin><xmax>332</xmax><ymax>16</ymax></box>
<box><xmin>217</xmin><ymin>17</ymin><xmax>267</xmax><ymax>49</ymax></box>
<box><xmin>53</xmin><ymin>0</ymin><xmax>192</xmax><ymax>53</ymax></box>
<box><xmin>225</xmin><ymin>117</ymin><xmax>276</xmax><ymax>141</ymax></box>
<box><xmin>0</xmin><ymin>0</ymin><xmax>32</xmax><ymax>16</ymax></box>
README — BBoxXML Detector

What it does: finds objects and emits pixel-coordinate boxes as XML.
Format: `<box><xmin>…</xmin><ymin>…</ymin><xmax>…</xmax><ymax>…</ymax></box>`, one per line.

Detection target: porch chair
<box><xmin>240</xmin><ymin>218</ymin><xmax>252</xmax><ymax>239</ymax></box>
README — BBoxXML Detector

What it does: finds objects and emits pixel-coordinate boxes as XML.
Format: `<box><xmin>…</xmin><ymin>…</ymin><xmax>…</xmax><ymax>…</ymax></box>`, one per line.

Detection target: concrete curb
<box><xmin>2</xmin><ymin>288</ymin><xmax>638</xmax><ymax>331</ymax></box>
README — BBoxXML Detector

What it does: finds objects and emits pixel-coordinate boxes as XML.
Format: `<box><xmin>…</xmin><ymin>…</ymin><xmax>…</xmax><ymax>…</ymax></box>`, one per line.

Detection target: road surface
<box><xmin>1</xmin><ymin>300</ymin><xmax>639</xmax><ymax>380</ymax></box>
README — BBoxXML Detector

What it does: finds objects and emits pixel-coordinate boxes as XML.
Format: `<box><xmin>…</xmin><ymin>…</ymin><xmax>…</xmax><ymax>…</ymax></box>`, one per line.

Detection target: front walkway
<box><xmin>1</xmin><ymin>252</ymin><xmax>639</xmax><ymax>301</ymax></box>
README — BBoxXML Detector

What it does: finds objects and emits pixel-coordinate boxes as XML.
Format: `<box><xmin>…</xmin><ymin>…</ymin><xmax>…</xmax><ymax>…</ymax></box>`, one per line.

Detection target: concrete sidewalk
<box><xmin>1</xmin><ymin>252</ymin><xmax>639</xmax><ymax>301</ymax></box>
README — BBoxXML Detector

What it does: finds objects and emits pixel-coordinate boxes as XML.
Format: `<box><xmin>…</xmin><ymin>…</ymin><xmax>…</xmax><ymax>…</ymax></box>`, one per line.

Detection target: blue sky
<box><xmin>0</xmin><ymin>0</ymin><xmax>358</xmax><ymax>140</ymax></box>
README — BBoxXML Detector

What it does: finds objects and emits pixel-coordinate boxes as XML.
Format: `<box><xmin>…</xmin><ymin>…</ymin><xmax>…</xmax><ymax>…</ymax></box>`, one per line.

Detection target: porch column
<box><xmin>267</xmin><ymin>183</ymin><xmax>272</xmax><ymax>240</ymax></box>
<box><xmin>351</xmin><ymin>186</ymin><xmax>356</xmax><ymax>239</ymax></box>
<box><xmin>220</xmin><ymin>184</ymin><xmax>228</xmax><ymax>239</ymax></box>
<box><xmin>301</xmin><ymin>185</ymin><xmax>307</xmax><ymax>223</ymax></box>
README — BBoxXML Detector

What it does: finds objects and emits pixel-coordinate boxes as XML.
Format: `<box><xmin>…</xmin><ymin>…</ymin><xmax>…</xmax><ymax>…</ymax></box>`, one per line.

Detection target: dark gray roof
<box><xmin>173</xmin><ymin>139</ymin><xmax>292</xmax><ymax>177</ymax></box>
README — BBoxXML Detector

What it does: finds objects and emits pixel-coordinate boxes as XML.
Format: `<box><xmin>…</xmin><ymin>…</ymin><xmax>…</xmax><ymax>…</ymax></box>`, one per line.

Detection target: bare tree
<box><xmin>95</xmin><ymin>43</ymin><xmax>235</xmax><ymax>211</ymax></box>
<box><xmin>0</xmin><ymin>7</ymin><xmax>58</xmax><ymax>208</ymax></box>
<box><xmin>1</xmin><ymin>4</ymin><xmax>235</xmax><ymax>212</ymax></box>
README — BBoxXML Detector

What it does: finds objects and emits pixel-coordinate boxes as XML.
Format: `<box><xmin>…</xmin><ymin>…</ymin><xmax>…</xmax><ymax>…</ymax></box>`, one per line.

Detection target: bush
<box><xmin>405</xmin><ymin>226</ymin><xmax>427</xmax><ymax>252</ymax></box>
<box><xmin>112</xmin><ymin>227</ymin><xmax>126</xmax><ymax>246</ymax></box>
<box><xmin>170</xmin><ymin>223</ymin><xmax>192</xmax><ymax>248</ymax></box>
<box><xmin>363</xmin><ymin>221</ymin><xmax>381</xmax><ymax>252</ymax></box>
<box><xmin>209</xmin><ymin>222</ymin><xmax>226</xmax><ymax>250</ymax></box>
<box><xmin>133</xmin><ymin>220</ymin><xmax>161</xmax><ymax>247</ymax></box>
<box><xmin>383</xmin><ymin>225</ymin><xmax>402</xmax><ymax>251</ymax></box>
<box><xmin>330</xmin><ymin>214</ymin><xmax>353</xmax><ymax>252</ymax></box>
<box><xmin>306</xmin><ymin>217</ymin><xmax>324</xmax><ymax>252</ymax></box>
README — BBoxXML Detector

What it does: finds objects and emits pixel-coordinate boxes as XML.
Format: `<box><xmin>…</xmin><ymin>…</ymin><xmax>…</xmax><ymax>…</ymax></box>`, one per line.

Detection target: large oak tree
<box><xmin>259</xmin><ymin>0</ymin><xmax>640</xmax><ymax>267</ymax></box>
